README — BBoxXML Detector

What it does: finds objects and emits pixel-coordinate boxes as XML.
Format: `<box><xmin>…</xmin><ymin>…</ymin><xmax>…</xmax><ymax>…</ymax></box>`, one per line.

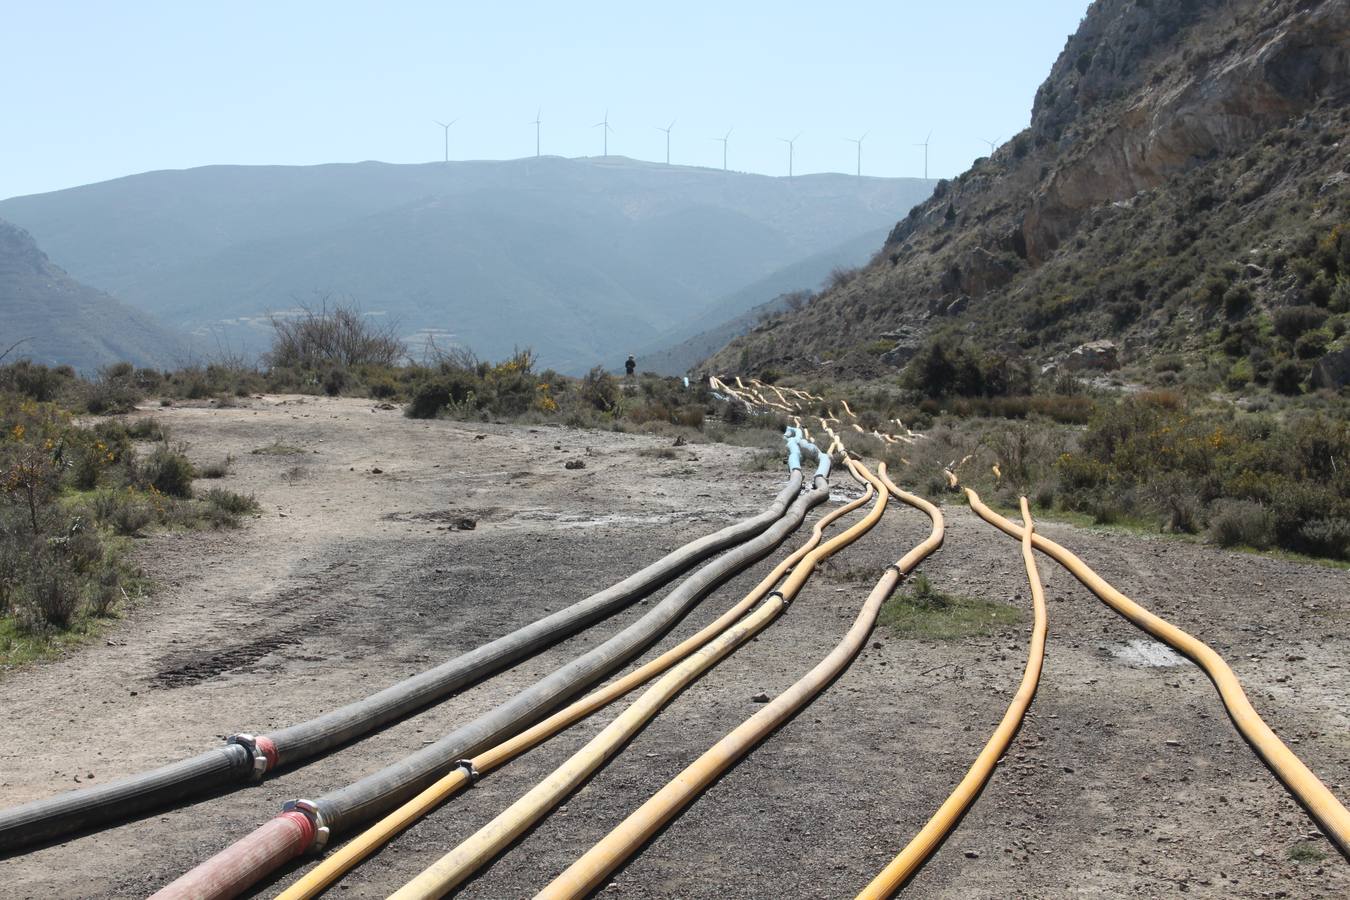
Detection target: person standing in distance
<box><xmin>625</xmin><ymin>354</ymin><xmax>636</xmax><ymax>377</ymax></box>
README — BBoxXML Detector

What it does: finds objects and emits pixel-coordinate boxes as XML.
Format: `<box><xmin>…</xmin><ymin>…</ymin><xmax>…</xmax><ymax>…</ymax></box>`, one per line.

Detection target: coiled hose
<box><xmin>277</xmin><ymin>459</ymin><xmax>865</xmax><ymax>900</ymax></box>
<box><xmin>151</xmin><ymin>472</ymin><xmax>827</xmax><ymax>899</ymax></box>
<box><xmin>536</xmin><ymin>463</ymin><xmax>945</xmax><ymax>899</ymax></box>
<box><xmin>856</xmin><ymin>496</ymin><xmax>1048</xmax><ymax>898</ymax></box>
<box><xmin>964</xmin><ymin>488</ymin><xmax>1350</xmax><ymax>858</ymax></box>
<box><xmin>0</xmin><ymin>475</ymin><xmax>803</xmax><ymax>854</ymax></box>
<box><xmin>390</xmin><ymin>463</ymin><xmax>888</xmax><ymax>899</ymax></box>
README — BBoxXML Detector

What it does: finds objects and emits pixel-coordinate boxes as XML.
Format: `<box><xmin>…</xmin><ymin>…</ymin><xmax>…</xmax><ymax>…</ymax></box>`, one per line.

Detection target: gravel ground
<box><xmin>0</xmin><ymin>395</ymin><xmax>1345</xmax><ymax>898</ymax></box>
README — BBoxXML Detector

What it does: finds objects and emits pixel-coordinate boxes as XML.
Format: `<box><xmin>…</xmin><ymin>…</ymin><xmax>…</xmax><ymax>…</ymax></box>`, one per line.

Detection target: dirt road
<box><xmin>1</xmin><ymin>396</ymin><xmax>1345</xmax><ymax>898</ymax></box>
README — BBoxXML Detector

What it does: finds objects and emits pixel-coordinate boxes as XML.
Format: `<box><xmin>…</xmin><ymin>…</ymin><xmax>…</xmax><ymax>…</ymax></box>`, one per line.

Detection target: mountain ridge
<box><xmin>0</xmin><ymin>219</ymin><xmax>184</xmax><ymax>372</ymax></box>
<box><xmin>0</xmin><ymin>157</ymin><xmax>934</xmax><ymax>373</ymax></box>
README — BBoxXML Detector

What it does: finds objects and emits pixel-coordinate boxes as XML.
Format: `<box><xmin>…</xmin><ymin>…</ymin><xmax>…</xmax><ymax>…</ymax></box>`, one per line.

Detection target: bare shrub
<box><xmin>267</xmin><ymin>299</ymin><xmax>406</xmax><ymax>370</ymax></box>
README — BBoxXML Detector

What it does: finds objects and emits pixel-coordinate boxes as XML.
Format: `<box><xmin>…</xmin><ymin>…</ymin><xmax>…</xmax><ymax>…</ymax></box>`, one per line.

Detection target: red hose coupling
<box><xmin>227</xmin><ymin>733</ymin><xmax>279</xmax><ymax>780</ymax></box>
<box><xmin>282</xmin><ymin>798</ymin><xmax>330</xmax><ymax>853</ymax></box>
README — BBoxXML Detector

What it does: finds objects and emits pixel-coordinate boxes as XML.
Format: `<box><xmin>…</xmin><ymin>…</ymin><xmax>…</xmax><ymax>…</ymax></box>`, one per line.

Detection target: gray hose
<box><xmin>316</xmin><ymin>471</ymin><xmax>828</xmax><ymax>834</ymax></box>
<box><xmin>0</xmin><ymin>476</ymin><xmax>802</xmax><ymax>853</ymax></box>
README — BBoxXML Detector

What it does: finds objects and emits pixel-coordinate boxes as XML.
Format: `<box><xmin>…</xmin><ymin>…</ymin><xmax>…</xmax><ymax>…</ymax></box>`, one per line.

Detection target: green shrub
<box><xmin>84</xmin><ymin>366</ymin><xmax>142</xmax><ymax>414</ymax></box>
<box><xmin>580</xmin><ymin>366</ymin><xmax>619</xmax><ymax>412</ymax></box>
<box><xmin>1273</xmin><ymin>305</ymin><xmax>1329</xmax><ymax>341</ymax></box>
<box><xmin>1271</xmin><ymin>359</ymin><xmax>1304</xmax><ymax>395</ymax></box>
<box><xmin>141</xmin><ymin>445</ymin><xmax>196</xmax><ymax>498</ymax></box>
<box><xmin>203</xmin><ymin>488</ymin><xmax>259</xmax><ymax>516</ymax></box>
<box><xmin>92</xmin><ymin>490</ymin><xmax>153</xmax><ymax>536</ymax></box>
<box><xmin>1294</xmin><ymin>328</ymin><xmax>1332</xmax><ymax>360</ymax></box>
<box><xmin>1208</xmin><ymin>500</ymin><xmax>1275</xmax><ymax>549</ymax></box>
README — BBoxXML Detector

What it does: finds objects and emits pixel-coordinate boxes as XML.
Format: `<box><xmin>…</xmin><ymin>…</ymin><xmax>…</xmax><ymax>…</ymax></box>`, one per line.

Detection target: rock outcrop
<box><xmin>705</xmin><ymin>0</ymin><xmax>1350</xmax><ymax>386</ymax></box>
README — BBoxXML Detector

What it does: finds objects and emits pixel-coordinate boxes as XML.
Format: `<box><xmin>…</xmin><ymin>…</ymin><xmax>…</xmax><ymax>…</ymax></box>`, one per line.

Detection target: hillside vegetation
<box><xmin>708</xmin><ymin>0</ymin><xmax>1349</xmax><ymax>393</ymax></box>
<box><xmin>698</xmin><ymin>0</ymin><xmax>1349</xmax><ymax>563</ymax></box>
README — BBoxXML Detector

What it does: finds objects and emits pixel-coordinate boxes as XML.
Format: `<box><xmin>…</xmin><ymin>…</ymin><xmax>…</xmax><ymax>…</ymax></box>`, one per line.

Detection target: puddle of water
<box><xmin>1110</xmin><ymin>638</ymin><xmax>1188</xmax><ymax>668</ymax></box>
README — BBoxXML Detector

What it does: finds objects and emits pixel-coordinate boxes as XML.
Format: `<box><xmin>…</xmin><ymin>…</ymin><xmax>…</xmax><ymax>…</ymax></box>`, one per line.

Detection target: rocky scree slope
<box><xmin>707</xmin><ymin>0</ymin><xmax>1350</xmax><ymax>391</ymax></box>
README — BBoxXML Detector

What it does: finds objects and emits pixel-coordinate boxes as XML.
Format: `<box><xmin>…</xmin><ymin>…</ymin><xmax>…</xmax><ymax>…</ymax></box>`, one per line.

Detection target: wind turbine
<box><xmin>594</xmin><ymin>109</ymin><xmax>614</xmax><ymax>157</ymax></box>
<box><xmin>714</xmin><ymin>128</ymin><xmax>732</xmax><ymax>171</ymax></box>
<box><xmin>531</xmin><ymin>108</ymin><xmax>542</xmax><ymax>157</ymax></box>
<box><xmin>978</xmin><ymin>136</ymin><xmax>999</xmax><ymax>155</ymax></box>
<box><xmin>656</xmin><ymin>119</ymin><xmax>675</xmax><ymax>165</ymax></box>
<box><xmin>779</xmin><ymin>132</ymin><xmax>801</xmax><ymax>177</ymax></box>
<box><xmin>434</xmin><ymin>119</ymin><xmax>457</xmax><ymax>163</ymax></box>
<box><xmin>845</xmin><ymin>131</ymin><xmax>868</xmax><ymax>176</ymax></box>
<box><xmin>915</xmin><ymin>130</ymin><xmax>932</xmax><ymax>178</ymax></box>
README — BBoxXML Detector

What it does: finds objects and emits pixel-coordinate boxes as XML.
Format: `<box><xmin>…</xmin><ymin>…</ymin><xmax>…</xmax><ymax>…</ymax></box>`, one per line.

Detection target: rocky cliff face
<box><xmin>707</xmin><ymin>0</ymin><xmax>1350</xmax><ymax>386</ymax></box>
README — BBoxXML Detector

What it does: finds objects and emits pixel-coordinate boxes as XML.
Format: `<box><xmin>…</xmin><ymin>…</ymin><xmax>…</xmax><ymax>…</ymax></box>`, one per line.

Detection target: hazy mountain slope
<box><xmin>635</xmin><ymin>227</ymin><xmax>887</xmax><ymax>375</ymax></box>
<box><xmin>708</xmin><ymin>0</ymin><xmax>1350</xmax><ymax>389</ymax></box>
<box><xmin>0</xmin><ymin>220</ymin><xmax>183</xmax><ymax>372</ymax></box>
<box><xmin>0</xmin><ymin>157</ymin><xmax>934</xmax><ymax>372</ymax></box>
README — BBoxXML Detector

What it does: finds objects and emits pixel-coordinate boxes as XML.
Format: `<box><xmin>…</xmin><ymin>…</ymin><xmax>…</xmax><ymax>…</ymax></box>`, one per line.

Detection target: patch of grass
<box><xmin>1287</xmin><ymin>843</ymin><xmax>1326</xmax><ymax>863</ymax></box>
<box><xmin>203</xmin><ymin>488</ymin><xmax>259</xmax><ymax>516</ymax></box>
<box><xmin>251</xmin><ymin>441</ymin><xmax>307</xmax><ymax>456</ymax></box>
<box><xmin>819</xmin><ymin>558</ymin><xmax>878</xmax><ymax>583</ymax></box>
<box><xmin>740</xmin><ymin>449</ymin><xmax>783</xmax><ymax>472</ymax></box>
<box><xmin>0</xmin><ymin>615</ymin><xmax>98</xmax><ymax>669</ymax></box>
<box><xmin>198</xmin><ymin>455</ymin><xmax>233</xmax><ymax>479</ymax></box>
<box><xmin>880</xmin><ymin>573</ymin><xmax>1023</xmax><ymax>640</ymax></box>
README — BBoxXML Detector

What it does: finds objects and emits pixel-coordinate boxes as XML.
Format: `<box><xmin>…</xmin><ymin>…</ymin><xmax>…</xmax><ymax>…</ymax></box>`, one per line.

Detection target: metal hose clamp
<box><xmin>226</xmin><ymin>733</ymin><xmax>269</xmax><ymax>781</ymax></box>
<box><xmin>454</xmin><ymin>759</ymin><xmax>482</xmax><ymax>783</ymax></box>
<box><xmin>282</xmin><ymin>798</ymin><xmax>330</xmax><ymax>852</ymax></box>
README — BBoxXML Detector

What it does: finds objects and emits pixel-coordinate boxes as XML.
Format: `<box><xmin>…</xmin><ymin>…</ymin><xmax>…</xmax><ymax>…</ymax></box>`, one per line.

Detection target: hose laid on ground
<box><xmin>0</xmin><ymin>475</ymin><xmax>804</xmax><ymax>854</ymax></box>
<box><xmin>536</xmin><ymin>463</ymin><xmax>945</xmax><ymax>899</ymax></box>
<box><xmin>390</xmin><ymin>463</ymin><xmax>890</xmax><ymax>899</ymax></box>
<box><xmin>151</xmin><ymin>472</ymin><xmax>827</xmax><ymax>899</ymax></box>
<box><xmin>275</xmin><ymin>465</ymin><xmax>869</xmax><ymax>900</ymax></box>
<box><xmin>964</xmin><ymin>488</ymin><xmax>1350</xmax><ymax>857</ymax></box>
<box><xmin>857</xmin><ymin>496</ymin><xmax>1048</xmax><ymax>898</ymax></box>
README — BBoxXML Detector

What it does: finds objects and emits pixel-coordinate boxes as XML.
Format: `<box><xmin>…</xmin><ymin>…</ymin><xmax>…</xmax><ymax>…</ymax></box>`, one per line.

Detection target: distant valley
<box><xmin>0</xmin><ymin>157</ymin><xmax>933</xmax><ymax>373</ymax></box>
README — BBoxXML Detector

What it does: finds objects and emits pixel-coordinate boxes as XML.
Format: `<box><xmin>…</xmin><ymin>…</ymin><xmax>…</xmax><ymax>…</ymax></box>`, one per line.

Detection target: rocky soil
<box><xmin>0</xmin><ymin>395</ymin><xmax>1345</xmax><ymax>898</ymax></box>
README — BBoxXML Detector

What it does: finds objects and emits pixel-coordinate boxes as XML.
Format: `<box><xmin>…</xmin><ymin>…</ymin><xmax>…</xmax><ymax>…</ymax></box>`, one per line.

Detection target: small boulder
<box><xmin>564</xmin><ymin>459</ymin><xmax>586</xmax><ymax>470</ymax></box>
<box><xmin>750</xmin><ymin>691</ymin><xmax>770</xmax><ymax>703</ymax></box>
<box><xmin>1063</xmin><ymin>339</ymin><xmax>1120</xmax><ymax>372</ymax></box>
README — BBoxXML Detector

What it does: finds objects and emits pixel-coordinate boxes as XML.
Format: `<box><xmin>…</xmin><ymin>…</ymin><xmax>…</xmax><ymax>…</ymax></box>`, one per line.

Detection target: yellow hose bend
<box><xmin>389</xmin><ymin>463</ymin><xmax>893</xmax><ymax>900</ymax></box>
<box><xmin>535</xmin><ymin>464</ymin><xmax>945</xmax><ymax>900</ymax></box>
<box><xmin>276</xmin><ymin>479</ymin><xmax>874</xmax><ymax>900</ymax></box>
<box><xmin>964</xmin><ymin>488</ymin><xmax>1350</xmax><ymax>857</ymax></box>
<box><xmin>857</xmin><ymin>496</ymin><xmax>1048</xmax><ymax>899</ymax></box>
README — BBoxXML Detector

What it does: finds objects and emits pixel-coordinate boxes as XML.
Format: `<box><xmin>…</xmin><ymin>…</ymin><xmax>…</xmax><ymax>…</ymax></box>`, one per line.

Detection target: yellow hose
<box><xmin>275</xmin><ymin>478</ymin><xmax>873</xmax><ymax>900</ymax></box>
<box><xmin>536</xmin><ymin>464</ymin><xmax>945</xmax><ymax>900</ymax></box>
<box><xmin>857</xmin><ymin>496</ymin><xmax>1048</xmax><ymax>898</ymax></box>
<box><xmin>388</xmin><ymin>462</ymin><xmax>893</xmax><ymax>899</ymax></box>
<box><xmin>964</xmin><ymin>488</ymin><xmax>1350</xmax><ymax>856</ymax></box>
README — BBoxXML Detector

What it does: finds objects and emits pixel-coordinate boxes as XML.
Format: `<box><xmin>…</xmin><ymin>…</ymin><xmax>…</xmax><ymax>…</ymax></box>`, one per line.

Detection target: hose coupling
<box><xmin>766</xmin><ymin>589</ymin><xmax>789</xmax><ymax>607</ymax></box>
<box><xmin>226</xmin><ymin>733</ymin><xmax>277</xmax><ymax>781</ymax></box>
<box><xmin>453</xmin><ymin>759</ymin><xmax>482</xmax><ymax>783</ymax></box>
<box><xmin>884</xmin><ymin>563</ymin><xmax>904</xmax><ymax>580</ymax></box>
<box><xmin>282</xmin><ymin>798</ymin><xmax>330</xmax><ymax>852</ymax></box>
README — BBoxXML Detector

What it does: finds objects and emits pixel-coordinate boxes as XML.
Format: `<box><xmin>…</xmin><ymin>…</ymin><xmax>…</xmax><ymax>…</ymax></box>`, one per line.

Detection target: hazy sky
<box><xmin>2</xmin><ymin>1</ymin><xmax>1091</xmax><ymax>200</ymax></box>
